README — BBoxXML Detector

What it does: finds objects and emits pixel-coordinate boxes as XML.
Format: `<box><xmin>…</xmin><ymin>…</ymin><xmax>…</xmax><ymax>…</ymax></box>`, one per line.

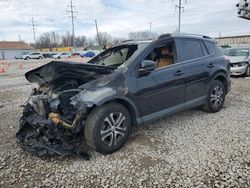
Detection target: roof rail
<box><xmin>121</xmin><ymin>39</ymin><xmax>135</xmax><ymax>43</ymax></box>
<box><xmin>158</xmin><ymin>33</ymin><xmax>172</xmax><ymax>39</ymax></box>
<box><xmin>175</xmin><ymin>33</ymin><xmax>212</xmax><ymax>39</ymax></box>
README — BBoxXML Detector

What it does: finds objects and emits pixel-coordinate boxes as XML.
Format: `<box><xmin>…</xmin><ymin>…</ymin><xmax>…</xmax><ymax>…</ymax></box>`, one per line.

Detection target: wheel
<box><xmin>244</xmin><ymin>65</ymin><xmax>250</xmax><ymax>77</ymax></box>
<box><xmin>39</xmin><ymin>56</ymin><xmax>43</xmax><ymax>59</ymax></box>
<box><xmin>26</xmin><ymin>57</ymin><xmax>30</xmax><ymax>60</ymax></box>
<box><xmin>202</xmin><ymin>80</ymin><xmax>226</xmax><ymax>113</ymax></box>
<box><xmin>84</xmin><ymin>103</ymin><xmax>132</xmax><ymax>154</ymax></box>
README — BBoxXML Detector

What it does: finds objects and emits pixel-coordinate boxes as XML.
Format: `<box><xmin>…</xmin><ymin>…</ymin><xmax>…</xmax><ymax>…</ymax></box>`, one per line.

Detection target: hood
<box><xmin>226</xmin><ymin>56</ymin><xmax>249</xmax><ymax>63</ymax></box>
<box><xmin>25</xmin><ymin>61</ymin><xmax>115</xmax><ymax>85</ymax></box>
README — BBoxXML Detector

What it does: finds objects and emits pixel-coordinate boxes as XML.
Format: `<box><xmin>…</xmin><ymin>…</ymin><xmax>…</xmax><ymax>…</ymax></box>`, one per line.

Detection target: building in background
<box><xmin>215</xmin><ymin>35</ymin><xmax>250</xmax><ymax>47</ymax></box>
<box><xmin>0</xmin><ymin>41</ymin><xmax>34</xmax><ymax>60</ymax></box>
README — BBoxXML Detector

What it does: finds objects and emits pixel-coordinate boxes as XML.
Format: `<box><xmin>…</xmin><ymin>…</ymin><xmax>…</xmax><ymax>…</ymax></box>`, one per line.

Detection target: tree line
<box><xmin>32</xmin><ymin>31</ymin><xmax>159</xmax><ymax>49</ymax></box>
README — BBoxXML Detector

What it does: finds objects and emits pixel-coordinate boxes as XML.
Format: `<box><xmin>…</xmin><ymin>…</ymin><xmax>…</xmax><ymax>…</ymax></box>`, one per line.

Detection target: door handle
<box><xmin>207</xmin><ymin>63</ymin><xmax>214</xmax><ymax>68</ymax></box>
<box><xmin>174</xmin><ymin>70</ymin><xmax>183</xmax><ymax>76</ymax></box>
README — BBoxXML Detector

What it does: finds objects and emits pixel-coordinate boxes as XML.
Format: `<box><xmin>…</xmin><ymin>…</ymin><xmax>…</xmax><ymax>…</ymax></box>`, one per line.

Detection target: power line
<box><xmin>66</xmin><ymin>0</ymin><xmax>78</xmax><ymax>48</ymax></box>
<box><xmin>31</xmin><ymin>18</ymin><xmax>37</xmax><ymax>48</ymax></box>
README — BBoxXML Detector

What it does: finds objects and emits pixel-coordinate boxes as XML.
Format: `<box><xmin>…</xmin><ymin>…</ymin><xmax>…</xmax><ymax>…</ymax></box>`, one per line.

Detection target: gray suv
<box><xmin>17</xmin><ymin>33</ymin><xmax>231</xmax><ymax>159</ymax></box>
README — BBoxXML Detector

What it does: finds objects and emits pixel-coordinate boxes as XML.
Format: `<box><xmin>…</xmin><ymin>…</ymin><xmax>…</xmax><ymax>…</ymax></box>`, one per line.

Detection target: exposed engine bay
<box><xmin>16</xmin><ymin>61</ymin><xmax>116</xmax><ymax>159</ymax></box>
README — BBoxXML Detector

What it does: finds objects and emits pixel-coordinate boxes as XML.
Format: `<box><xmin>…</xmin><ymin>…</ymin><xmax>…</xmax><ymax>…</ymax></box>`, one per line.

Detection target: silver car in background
<box><xmin>224</xmin><ymin>48</ymin><xmax>250</xmax><ymax>76</ymax></box>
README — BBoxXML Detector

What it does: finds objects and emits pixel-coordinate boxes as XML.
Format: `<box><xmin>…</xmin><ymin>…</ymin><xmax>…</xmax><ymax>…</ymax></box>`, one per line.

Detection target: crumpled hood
<box><xmin>226</xmin><ymin>56</ymin><xmax>249</xmax><ymax>64</ymax></box>
<box><xmin>25</xmin><ymin>61</ymin><xmax>115</xmax><ymax>85</ymax></box>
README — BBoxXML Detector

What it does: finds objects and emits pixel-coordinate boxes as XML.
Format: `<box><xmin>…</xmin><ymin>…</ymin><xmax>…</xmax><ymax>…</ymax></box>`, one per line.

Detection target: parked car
<box><xmin>52</xmin><ymin>52</ymin><xmax>71</xmax><ymax>59</ymax></box>
<box><xmin>224</xmin><ymin>48</ymin><xmax>250</xmax><ymax>76</ymax></box>
<box><xmin>72</xmin><ymin>52</ymin><xmax>81</xmax><ymax>57</ymax></box>
<box><xmin>17</xmin><ymin>33</ymin><xmax>231</xmax><ymax>158</ymax></box>
<box><xmin>23</xmin><ymin>52</ymin><xmax>43</xmax><ymax>60</ymax></box>
<box><xmin>80</xmin><ymin>51</ymin><xmax>96</xmax><ymax>58</ymax></box>
<box><xmin>42</xmin><ymin>52</ymin><xmax>57</xmax><ymax>58</ymax></box>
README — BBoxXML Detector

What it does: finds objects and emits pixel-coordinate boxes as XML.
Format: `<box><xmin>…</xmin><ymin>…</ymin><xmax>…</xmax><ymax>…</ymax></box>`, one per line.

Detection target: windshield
<box><xmin>88</xmin><ymin>44</ymin><xmax>148</xmax><ymax>67</ymax></box>
<box><xmin>224</xmin><ymin>48</ymin><xmax>249</xmax><ymax>57</ymax></box>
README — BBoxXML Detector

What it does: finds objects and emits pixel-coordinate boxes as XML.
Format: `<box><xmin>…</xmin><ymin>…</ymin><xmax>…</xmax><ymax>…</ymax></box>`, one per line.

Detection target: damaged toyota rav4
<box><xmin>17</xmin><ymin>34</ymin><xmax>231</xmax><ymax>159</ymax></box>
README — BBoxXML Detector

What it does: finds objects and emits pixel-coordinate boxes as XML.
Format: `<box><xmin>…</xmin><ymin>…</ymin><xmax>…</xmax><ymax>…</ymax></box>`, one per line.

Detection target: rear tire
<box><xmin>202</xmin><ymin>80</ymin><xmax>226</xmax><ymax>113</ymax></box>
<box><xmin>84</xmin><ymin>103</ymin><xmax>132</xmax><ymax>154</ymax></box>
<box><xmin>244</xmin><ymin>65</ymin><xmax>250</xmax><ymax>77</ymax></box>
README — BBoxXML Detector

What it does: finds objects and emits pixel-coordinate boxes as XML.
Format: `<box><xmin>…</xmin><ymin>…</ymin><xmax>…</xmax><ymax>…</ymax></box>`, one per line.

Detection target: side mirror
<box><xmin>138</xmin><ymin>60</ymin><xmax>156</xmax><ymax>74</ymax></box>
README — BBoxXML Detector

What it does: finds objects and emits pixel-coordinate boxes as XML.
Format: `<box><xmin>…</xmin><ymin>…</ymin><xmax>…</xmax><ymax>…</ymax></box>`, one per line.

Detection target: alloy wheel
<box><xmin>211</xmin><ymin>85</ymin><xmax>224</xmax><ymax>109</ymax></box>
<box><xmin>100</xmin><ymin>112</ymin><xmax>127</xmax><ymax>147</ymax></box>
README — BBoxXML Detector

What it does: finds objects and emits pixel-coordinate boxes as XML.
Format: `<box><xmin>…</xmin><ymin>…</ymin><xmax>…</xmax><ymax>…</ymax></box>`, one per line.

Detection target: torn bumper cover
<box><xmin>16</xmin><ymin>104</ymin><xmax>90</xmax><ymax>160</ymax></box>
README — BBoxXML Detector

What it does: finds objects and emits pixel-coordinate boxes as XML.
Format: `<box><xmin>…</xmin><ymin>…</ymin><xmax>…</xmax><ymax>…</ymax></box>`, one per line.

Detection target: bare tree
<box><xmin>36</xmin><ymin>32</ymin><xmax>52</xmax><ymax>48</ymax></box>
<box><xmin>61</xmin><ymin>32</ymin><xmax>72</xmax><ymax>47</ymax></box>
<box><xmin>96</xmin><ymin>32</ymin><xmax>113</xmax><ymax>46</ymax></box>
<box><xmin>75</xmin><ymin>35</ymin><xmax>87</xmax><ymax>47</ymax></box>
<box><xmin>128</xmin><ymin>31</ymin><xmax>158</xmax><ymax>40</ymax></box>
<box><xmin>112</xmin><ymin>37</ymin><xmax>126</xmax><ymax>45</ymax></box>
<box><xmin>51</xmin><ymin>31</ymin><xmax>60</xmax><ymax>47</ymax></box>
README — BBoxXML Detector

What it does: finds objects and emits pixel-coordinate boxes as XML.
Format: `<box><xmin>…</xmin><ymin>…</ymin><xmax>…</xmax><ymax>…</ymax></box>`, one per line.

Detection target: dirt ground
<box><xmin>0</xmin><ymin>59</ymin><xmax>249</xmax><ymax>187</ymax></box>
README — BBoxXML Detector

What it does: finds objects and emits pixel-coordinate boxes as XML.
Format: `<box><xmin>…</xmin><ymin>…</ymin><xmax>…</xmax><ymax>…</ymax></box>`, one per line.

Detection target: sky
<box><xmin>0</xmin><ymin>0</ymin><xmax>249</xmax><ymax>43</ymax></box>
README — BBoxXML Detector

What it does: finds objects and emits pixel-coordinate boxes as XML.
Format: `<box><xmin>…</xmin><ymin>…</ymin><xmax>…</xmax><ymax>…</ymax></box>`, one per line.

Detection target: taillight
<box><xmin>224</xmin><ymin>56</ymin><xmax>230</xmax><ymax>61</ymax></box>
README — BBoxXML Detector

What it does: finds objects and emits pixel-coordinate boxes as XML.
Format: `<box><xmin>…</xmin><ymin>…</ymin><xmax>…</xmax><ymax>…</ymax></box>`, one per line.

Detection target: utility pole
<box><xmin>149</xmin><ymin>22</ymin><xmax>152</xmax><ymax>39</ymax></box>
<box><xmin>66</xmin><ymin>0</ymin><xmax>77</xmax><ymax>48</ymax></box>
<box><xmin>175</xmin><ymin>0</ymin><xmax>186</xmax><ymax>34</ymax></box>
<box><xmin>19</xmin><ymin>34</ymin><xmax>22</xmax><ymax>42</ymax></box>
<box><xmin>95</xmin><ymin>19</ymin><xmax>101</xmax><ymax>46</ymax></box>
<box><xmin>31</xmin><ymin>18</ymin><xmax>37</xmax><ymax>48</ymax></box>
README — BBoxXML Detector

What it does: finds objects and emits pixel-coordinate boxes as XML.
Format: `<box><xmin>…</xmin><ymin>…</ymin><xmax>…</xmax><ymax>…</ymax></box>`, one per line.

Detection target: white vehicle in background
<box><xmin>23</xmin><ymin>52</ymin><xmax>43</xmax><ymax>60</ymax></box>
<box><xmin>52</xmin><ymin>52</ymin><xmax>71</xmax><ymax>59</ymax></box>
<box><xmin>224</xmin><ymin>48</ymin><xmax>250</xmax><ymax>77</ymax></box>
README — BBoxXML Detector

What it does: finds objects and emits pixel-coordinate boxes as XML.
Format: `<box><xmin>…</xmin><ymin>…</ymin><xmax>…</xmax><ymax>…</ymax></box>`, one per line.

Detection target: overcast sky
<box><xmin>0</xmin><ymin>0</ymin><xmax>249</xmax><ymax>43</ymax></box>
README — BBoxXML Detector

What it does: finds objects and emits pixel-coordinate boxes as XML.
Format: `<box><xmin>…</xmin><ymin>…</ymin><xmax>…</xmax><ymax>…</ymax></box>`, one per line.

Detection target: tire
<box><xmin>84</xmin><ymin>103</ymin><xmax>132</xmax><ymax>154</ymax></box>
<box><xmin>26</xmin><ymin>57</ymin><xmax>30</xmax><ymax>60</ymax></box>
<box><xmin>202</xmin><ymin>80</ymin><xmax>226</xmax><ymax>113</ymax></box>
<box><xmin>39</xmin><ymin>56</ymin><xmax>43</xmax><ymax>59</ymax></box>
<box><xmin>244</xmin><ymin>65</ymin><xmax>250</xmax><ymax>77</ymax></box>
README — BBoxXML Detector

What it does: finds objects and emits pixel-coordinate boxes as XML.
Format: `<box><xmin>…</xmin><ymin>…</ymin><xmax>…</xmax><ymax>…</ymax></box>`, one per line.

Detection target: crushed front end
<box><xmin>16</xmin><ymin>61</ymin><xmax>115</xmax><ymax>159</ymax></box>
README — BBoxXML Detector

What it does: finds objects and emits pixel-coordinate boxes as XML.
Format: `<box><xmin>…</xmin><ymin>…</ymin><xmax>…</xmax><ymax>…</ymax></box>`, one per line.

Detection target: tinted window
<box><xmin>179</xmin><ymin>39</ymin><xmax>203</xmax><ymax>61</ymax></box>
<box><xmin>204</xmin><ymin>41</ymin><xmax>215</xmax><ymax>54</ymax></box>
<box><xmin>201</xmin><ymin>42</ymin><xmax>209</xmax><ymax>56</ymax></box>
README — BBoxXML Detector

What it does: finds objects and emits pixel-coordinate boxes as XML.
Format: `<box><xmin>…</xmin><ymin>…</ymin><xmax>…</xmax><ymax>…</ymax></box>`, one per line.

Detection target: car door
<box><xmin>176</xmin><ymin>38</ymin><xmax>208</xmax><ymax>104</ymax></box>
<box><xmin>136</xmin><ymin>40</ymin><xmax>185</xmax><ymax>118</ymax></box>
<box><xmin>29</xmin><ymin>53</ymin><xmax>34</xmax><ymax>59</ymax></box>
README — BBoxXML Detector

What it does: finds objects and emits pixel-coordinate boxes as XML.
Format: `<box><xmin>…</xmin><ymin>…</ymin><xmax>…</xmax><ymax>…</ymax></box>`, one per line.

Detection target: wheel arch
<box><xmin>97</xmin><ymin>96</ymin><xmax>139</xmax><ymax>127</ymax></box>
<box><xmin>212</xmin><ymin>72</ymin><xmax>229</xmax><ymax>93</ymax></box>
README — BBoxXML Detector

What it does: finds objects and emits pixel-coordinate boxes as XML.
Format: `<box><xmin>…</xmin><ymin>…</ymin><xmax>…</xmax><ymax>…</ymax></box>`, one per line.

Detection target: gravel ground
<box><xmin>0</xmin><ymin>60</ymin><xmax>249</xmax><ymax>187</ymax></box>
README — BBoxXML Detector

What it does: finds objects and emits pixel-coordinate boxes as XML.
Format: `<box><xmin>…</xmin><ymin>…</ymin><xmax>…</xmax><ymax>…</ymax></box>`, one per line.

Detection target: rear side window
<box><xmin>204</xmin><ymin>41</ymin><xmax>215</xmax><ymax>54</ymax></box>
<box><xmin>179</xmin><ymin>39</ymin><xmax>204</xmax><ymax>61</ymax></box>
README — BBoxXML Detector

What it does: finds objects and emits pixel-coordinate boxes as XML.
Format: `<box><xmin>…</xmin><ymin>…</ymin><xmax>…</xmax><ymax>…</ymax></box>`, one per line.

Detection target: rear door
<box><xmin>176</xmin><ymin>38</ymin><xmax>208</xmax><ymax>103</ymax></box>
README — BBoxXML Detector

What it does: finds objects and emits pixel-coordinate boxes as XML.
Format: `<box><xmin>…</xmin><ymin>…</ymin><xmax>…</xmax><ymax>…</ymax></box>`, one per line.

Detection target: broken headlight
<box><xmin>29</xmin><ymin>95</ymin><xmax>50</xmax><ymax>116</ymax></box>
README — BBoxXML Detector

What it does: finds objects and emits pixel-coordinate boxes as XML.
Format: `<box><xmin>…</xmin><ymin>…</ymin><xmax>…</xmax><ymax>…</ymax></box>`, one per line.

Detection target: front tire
<box><xmin>244</xmin><ymin>65</ymin><xmax>250</xmax><ymax>77</ymax></box>
<box><xmin>202</xmin><ymin>80</ymin><xmax>226</xmax><ymax>113</ymax></box>
<box><xmin>84</xmin><ymin>103</ymin><xmax>132</xmax><ymax>154</ymax></box>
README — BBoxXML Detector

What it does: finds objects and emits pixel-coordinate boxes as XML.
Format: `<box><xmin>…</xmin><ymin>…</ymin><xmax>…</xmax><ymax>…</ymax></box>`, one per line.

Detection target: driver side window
<box><xmin>144</xmin><ymin>42</ymin><xmax>175</xmax><ymax>69</ymax></box>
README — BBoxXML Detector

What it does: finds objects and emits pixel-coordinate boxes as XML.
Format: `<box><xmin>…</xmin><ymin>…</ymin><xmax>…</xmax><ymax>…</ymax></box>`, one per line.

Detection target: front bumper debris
<box><xmin>16</xmin><ymin>104</ymin><xmax>89</xmax><ymax>160</ymax></box>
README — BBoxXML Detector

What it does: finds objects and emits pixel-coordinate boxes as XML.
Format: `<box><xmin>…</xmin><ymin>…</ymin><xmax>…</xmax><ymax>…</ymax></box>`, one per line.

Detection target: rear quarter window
<box><xmin>203</xmin><ymin>41</ymin><xmax>215</xmax><ymax>54</ymax></box>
